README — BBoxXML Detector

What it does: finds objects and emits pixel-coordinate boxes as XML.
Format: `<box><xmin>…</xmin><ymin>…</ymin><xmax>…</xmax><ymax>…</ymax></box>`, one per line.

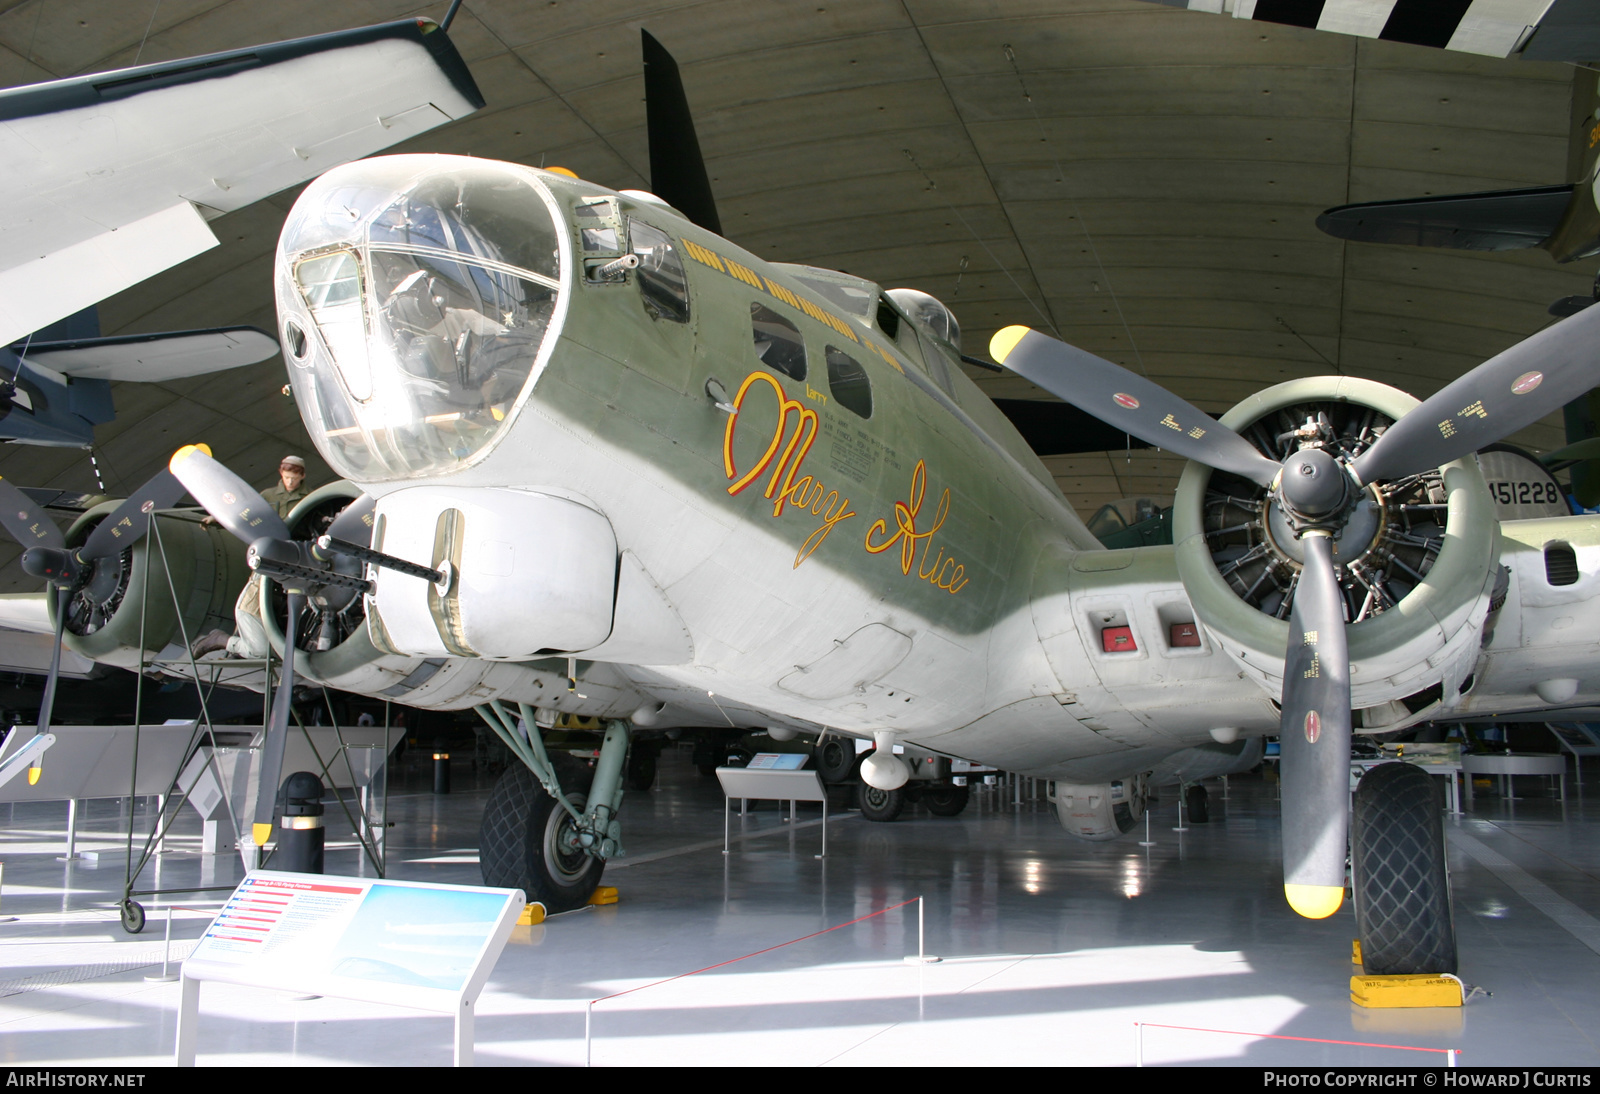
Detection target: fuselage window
<box><xmin>751</xmin><ymin>301</ymin><xmax>806</xmax><ymax>380</ymax></box>
<box><xmin>630</xmin><ymin>220</ymin><xmax>690</xmax><ymax>323</ymax></box>
<box><xmin>918</xmin><ymin>330</ymin><xmax>955</xmax><ymax>396</ymax></box>
<box><xmin>827</xmin><ymin>346</ymin><xmax>872</xmax><ymax>418</ymax></box>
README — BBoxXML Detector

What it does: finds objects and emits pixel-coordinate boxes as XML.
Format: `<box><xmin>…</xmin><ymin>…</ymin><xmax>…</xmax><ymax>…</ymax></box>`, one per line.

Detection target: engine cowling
<box><xmin>1172</xmin><ymin>377</ymin><xmax>1500</xmax><ymax>730</ymax></box>
<box><xmin>55</xmin><ymin>503</ymin><xmax>248</xmax><ymax>671</ymax></box>
<box><xmin>1047</xmin><ymin>775</ymin><xmax>1148</xmax><ymax>841</ymax></box>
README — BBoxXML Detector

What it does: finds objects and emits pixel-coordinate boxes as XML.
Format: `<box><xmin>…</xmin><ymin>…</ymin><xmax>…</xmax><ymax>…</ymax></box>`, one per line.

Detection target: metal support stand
<box><xmin>1172</xmin><ymin>786</ymin><xmax>1189</xmax><ymax>832</ymax></box>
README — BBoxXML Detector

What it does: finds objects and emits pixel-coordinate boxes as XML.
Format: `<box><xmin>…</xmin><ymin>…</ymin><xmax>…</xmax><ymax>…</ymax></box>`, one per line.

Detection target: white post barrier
<box><xmin>144</xmin><ymin>906</ymin><xmax>179</xmax><ymax>982</ymax></box>
<box><xmin>0</xmin><ymin>862</ymin><xmax>12</xmax><ymax>923</ymax></box>
<box><xmin>585</xmin><ymin>999</ymin><xmax>593</xmax><ymax>1068</ymax></box>
<box><xmin>1139</xmin><ymin>810</ymin><xmax>1155</xmax><ymax>847</ymax></box>
<box><xmin>904</xmin><ymin>895</ymin><xmax>941</xmax><ymax>964</ymax></box>
<box><xmin>1173</xmin><ymin>787</ymin><xmax>1189</xmax><ymax>832</ymax></box>
<box><xmin>1135</xmin><ymin>1022</ymin><xmax>1144</xmax><ymax>1067</ymax></box>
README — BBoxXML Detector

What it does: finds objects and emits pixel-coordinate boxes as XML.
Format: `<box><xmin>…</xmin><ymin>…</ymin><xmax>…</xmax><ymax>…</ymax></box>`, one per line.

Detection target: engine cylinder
<box><xmin>56</xmin><ymin>506</ymin><xmax>247</xmax><ymax>669</ymax></box>
<box><xmin>1172</xmin><ymin>377</ymin><xmax>1498</xmax><ymax>725</ymax></box>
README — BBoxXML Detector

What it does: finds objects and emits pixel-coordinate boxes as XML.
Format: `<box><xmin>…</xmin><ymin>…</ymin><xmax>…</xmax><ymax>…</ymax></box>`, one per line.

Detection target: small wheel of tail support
<box><xmin>120</xmin><ymin>899</ymin><xmax>146</xmax><ymax>935</ymax></box>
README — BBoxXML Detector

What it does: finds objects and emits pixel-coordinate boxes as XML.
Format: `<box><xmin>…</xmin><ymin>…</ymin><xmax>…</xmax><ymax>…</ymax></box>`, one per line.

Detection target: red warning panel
<box><xmin>1169</xmin><ymin>623</ymin><xmax>1201</xmax><ymax>648</ymax></box>
<box><xmin>1101</xmin><ymin>626</ymin><xmax>1137</xmax><ymax>653</ymax></box>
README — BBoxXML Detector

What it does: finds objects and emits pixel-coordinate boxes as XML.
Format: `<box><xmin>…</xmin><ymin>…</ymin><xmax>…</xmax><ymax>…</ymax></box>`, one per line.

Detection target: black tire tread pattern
<box><xmin>480</xmin><ymin>755</ymin><xmax>604</xmax><ymax>913</ymax></box>
<box><xmin>857</xmin><ymin>783</ymin><xmax>905</xmax><ymax>822</ymax></box>
<box><xmin>923</xmin><ymin>785</ymin><xmax>970</xmax><ymax>817</ymax></box>
<box><xmin>1352</xmin><ymin>762</ymin><xmax>1458</xmax><ymax>975</ymax></box>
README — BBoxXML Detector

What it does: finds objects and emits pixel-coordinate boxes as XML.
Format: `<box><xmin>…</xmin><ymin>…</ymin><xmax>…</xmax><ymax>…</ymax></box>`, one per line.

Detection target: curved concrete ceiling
<box><xmin>0</xmin><ymin>0</ymin><xmax>1590</xmax><ymax>589</ymax></box>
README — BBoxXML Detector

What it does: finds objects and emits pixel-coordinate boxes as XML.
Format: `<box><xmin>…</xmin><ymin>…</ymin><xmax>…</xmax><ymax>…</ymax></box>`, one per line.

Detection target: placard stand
<box><xmin>716</xmin><ymin>767</ymin><xmax>829</xmax><ymax>858</ymax></box>
<box><xmin>176</xmin><ymin>871</ymin><xmax>523</xmax><ymax>1066</ymax></box>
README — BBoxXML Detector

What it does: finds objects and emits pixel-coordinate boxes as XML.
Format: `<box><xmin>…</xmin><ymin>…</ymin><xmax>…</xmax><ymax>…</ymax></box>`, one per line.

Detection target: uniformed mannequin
<box><xmin>260</xmin><ymin>455</ymin><xmax>310</xmax><ymax>518</ymax></box>
<box><xmin>190</xmin><ymin>455</ymin><xmax>313</xmax><ymax>658</ymax></box>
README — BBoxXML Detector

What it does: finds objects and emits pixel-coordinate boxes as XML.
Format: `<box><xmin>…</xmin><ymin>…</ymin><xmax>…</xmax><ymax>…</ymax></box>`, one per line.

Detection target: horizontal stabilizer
<box><xmin>1316</xmin><ymin>186</ymin><xmax>1574</xmax><ymax>252</ymax></box>
<box><xmin>16</xmin><ymin>326</ymin><xmax>279</xmax><ymax>383</ymax></box>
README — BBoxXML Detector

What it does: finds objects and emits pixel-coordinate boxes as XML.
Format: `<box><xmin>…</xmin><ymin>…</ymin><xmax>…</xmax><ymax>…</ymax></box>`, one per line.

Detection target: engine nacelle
<box><xmin>56</xmin><ymin>504</ymin><xmax>248</xmax><ymax>671</ymax></box>
<box><xmin>1172</xmin><ymin>377</ymin><xmax>1500</xmax><ymax>730</ymax></box>
<box><xmin>1047</xmin><ymin>775</ymin><xmax>1147</xmax><ymax>841</ymax></box>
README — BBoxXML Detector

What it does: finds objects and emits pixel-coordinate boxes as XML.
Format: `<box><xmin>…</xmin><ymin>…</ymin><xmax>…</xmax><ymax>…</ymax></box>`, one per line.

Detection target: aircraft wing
<box><xmin>18</xmin><ymin>327</ymin><xmax>280</xmax><ymax>383</ymax></box>
<box><xmin>1139</xmin><ymin>0</ymin><xmax>1591</xmax><ymax>62</ymax></box>
<box><xmin>0</xmin><ymin>18</ymin><xmax>484</xmax><ymax>349</ymax></box>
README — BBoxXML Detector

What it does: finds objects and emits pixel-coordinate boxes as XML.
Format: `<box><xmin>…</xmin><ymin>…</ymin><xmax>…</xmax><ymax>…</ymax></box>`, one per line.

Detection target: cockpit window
<box><xmin>752</xmin><ymin>302</ymin><xmax>805</xmax><ymax>380</ymax></box>
<box><xmin>827</xmin><ymin>346</ymin><xmax>871</xmax><ymax>418</ymax></box>
<box><xmin>278</xmin><ymin>157</ymin><xmax>567</xmax><ymax>482</ymax></box>
<box><xmin>632</xmin><ymin>220</ymin><xmax>690</xmax><ymax>323</ymax></box>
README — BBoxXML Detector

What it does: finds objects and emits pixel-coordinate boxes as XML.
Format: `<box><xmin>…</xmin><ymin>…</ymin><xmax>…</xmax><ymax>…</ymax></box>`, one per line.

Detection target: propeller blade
<box><xmin>989</xmin><ymin>326</ymin><xmax>1282</xmax><ymax>487</ymax></box>
<box><xmin>252</xmin><ymin>591</ymin><xmax>303</xmax><ymax>848</ymax></box>
<box><xmin>76</xmin><ymin>470</ymin><xmax>187</xmax><ymax>562</ymax></box>
<box><xmin>1351</xmin><ymin>301</ymin><xmax>1600</xmax><ymax>485</ymax></box>
<box><xmin>325</xmin><ymin>494</ymin><xmax>376</xmax><ymax>549</ymax></box>
<box><xmin>28</xmin><ymin>585</ymin><xmax>70</xmax><ymax>783</ymax></box>
<box><xmin>168</xmin><ymin>445</ymin><xmax>290</xmax><ymax>544</ymax></box>
<box><xmin>642</xmin><ymin>29</ymin><xmax>722</xmax><ymax>235</ymax></box>
<box><xmin>1277</xmin><ymin>532</ymin><xmax>1353</xmax><ymax>920</ymax></box>
<box><xmin>0</xmin><ymin>477</ymin><xmax>62</xmax><ymax>551</ymax></box>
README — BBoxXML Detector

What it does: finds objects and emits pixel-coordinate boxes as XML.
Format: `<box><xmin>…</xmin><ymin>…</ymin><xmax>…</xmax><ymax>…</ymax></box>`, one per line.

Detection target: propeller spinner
<box><xmin>991</xmin><ymin>303</ymin><xmax>1600</xmax><ymax>917</ymax></box>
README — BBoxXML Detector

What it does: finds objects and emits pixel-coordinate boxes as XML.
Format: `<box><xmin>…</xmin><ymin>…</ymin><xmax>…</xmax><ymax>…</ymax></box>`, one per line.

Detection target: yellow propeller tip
<box><xmin>169</xmin><ymin>443</ymin><xmax>213</xmax><ymax>470</ymax></box>
<box><xmin>252</xmin><ymin>822</ymin><xmax>273</xmax><ymax>847</ymax></box>
<box><xmin>988</xmin><ymin>325</ymin><xmax>1031</xmax><ymax>365</ymax></box>
<box><xmin>544</xmin><ymin>166</ymin><xmax>578</xmax><ymax>178</ymax></box>
<box><xmin>26</xmin><ymin>764</ymin><xmax>40</xmax><ymax>786</ymax></box>
<box><xmin>1285</xmin><ymin>883</ymin><xmax>1344</xmax><ymax>919</ymax></box>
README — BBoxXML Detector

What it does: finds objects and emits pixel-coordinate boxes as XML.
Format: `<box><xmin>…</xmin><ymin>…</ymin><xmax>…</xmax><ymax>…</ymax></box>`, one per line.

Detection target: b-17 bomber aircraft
<box><xmin>15</xmin><ymin>31</ymin><xmax>1600</xmax><ymax>979</ymax></box>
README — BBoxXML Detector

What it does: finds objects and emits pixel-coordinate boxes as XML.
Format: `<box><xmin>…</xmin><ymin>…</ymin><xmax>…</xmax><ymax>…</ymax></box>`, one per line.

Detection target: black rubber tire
<box><xmin>120</xmin><ymin>900</ymin><xmax>145</xmax><ymax>935</ymax></box>
<box><xmin>697</xmin><ymin>762</ymin><xmax>719</xmax><ymax>778</ymax></box>
<box><xmin>1185</xmin><ymin>784</ymin><xmax>1209</xmax><ymax>823</ymax></box>
<box><xmin>813</xmin><ymin>738</ymin><xmax>856</xmax><ymax>783</ymax></box>
<box><xmin>480</xmin><ymin>755</ymin><xmax>604</xmax><ymax>914</ymax></box>
<box><xmin>857</xmin><ymin>781</ymin><xmax>905</xmax><ymax>822</ymax></box>
<box><xmin>1351</xmin><ymin>762</ymin><xmax>1457</xmax><ymax>975</ymax></box>
<box><xmin>624</xmin><ymin>747</ymin><xmax>657</xmax><ymax>793</ymax></box>
<box><xmin>923</xmin><ymin>784</ymin><xmax>970</xmax><ymax>817</ymax></box>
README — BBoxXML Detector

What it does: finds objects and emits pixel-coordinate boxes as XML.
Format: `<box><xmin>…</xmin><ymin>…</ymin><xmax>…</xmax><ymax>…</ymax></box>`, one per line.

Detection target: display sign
<box><xmin>746</xmin><ymin>752</ymin><xmax>808</xmax><ymax>770</ymax></box>
<box><xmin>179</xmin><ymin>871</ymin><xmax>524</xmax><ymax>1066</ymax></box>
<box><xmin>186</xmin><ymin>871</ymin><xmax>522</xmax><ymax>1007</ymax></box>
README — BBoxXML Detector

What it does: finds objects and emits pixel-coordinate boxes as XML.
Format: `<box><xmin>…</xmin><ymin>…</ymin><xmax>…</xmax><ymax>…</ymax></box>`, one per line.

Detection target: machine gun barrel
<box><xmin>317</xmin><ymin>535</ymin><xmax>444</xmax><ymax>584</ymax></box>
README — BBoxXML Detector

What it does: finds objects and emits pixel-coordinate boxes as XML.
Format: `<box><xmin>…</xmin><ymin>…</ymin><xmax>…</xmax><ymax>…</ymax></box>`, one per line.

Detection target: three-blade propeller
<box><xmin>990</xmin><ymin>302</ymin><xmax>1600</xmax><ymax>916</ymax></box>
<box><xmin>0</xmin><ymin>467</ymin><xmax>188</xmax><ymax>781</ymax></box>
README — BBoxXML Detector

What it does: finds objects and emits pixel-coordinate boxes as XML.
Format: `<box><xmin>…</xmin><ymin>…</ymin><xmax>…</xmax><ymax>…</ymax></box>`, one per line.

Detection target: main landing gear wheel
<box><xmin>857</xmin><ymin>782</ymin><xmax>905</xmax><ymax>822</ymax></box>
<box><xmin>1351</xmin><ymin>762</ymin><xmax>1457</xmax><ymax>975</ymax></box>
<box><xmin>922</xmin><ymin>784</ymin><xmax>970</xmax><ymax>817</ymax></box>
<box><xmin>120</xmin><ymin>900</ymin><xmax>145</xmax><ymax>935</ymax></box>
<box><xmin>480</xmin><ymin>754</ymin><xmax>605</xmax><ymax>915</ymax></box>
<box><xmin>813</xmin><ymin>738</ymin><xmax>855</xmax><ymax>783</ymax></box>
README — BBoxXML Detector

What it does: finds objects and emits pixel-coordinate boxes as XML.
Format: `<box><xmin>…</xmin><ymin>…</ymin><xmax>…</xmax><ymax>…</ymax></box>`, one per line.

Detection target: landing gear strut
<box><xmin>475</xmin><ymin>704</ymin><xmax>630</xmax><ymax>914</ymax></box>
<box><xmin>1351</xmin><ymin>762</ymin><xmax>1457</xmax><ymax>975</ymax></box>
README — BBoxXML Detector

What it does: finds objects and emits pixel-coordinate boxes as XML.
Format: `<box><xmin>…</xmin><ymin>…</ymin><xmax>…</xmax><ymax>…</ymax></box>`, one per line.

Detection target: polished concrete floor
<box><xmin>0</xmin><ymin>746</ymin><xmax>1597</xmax><ymax>1067</ymax></box>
